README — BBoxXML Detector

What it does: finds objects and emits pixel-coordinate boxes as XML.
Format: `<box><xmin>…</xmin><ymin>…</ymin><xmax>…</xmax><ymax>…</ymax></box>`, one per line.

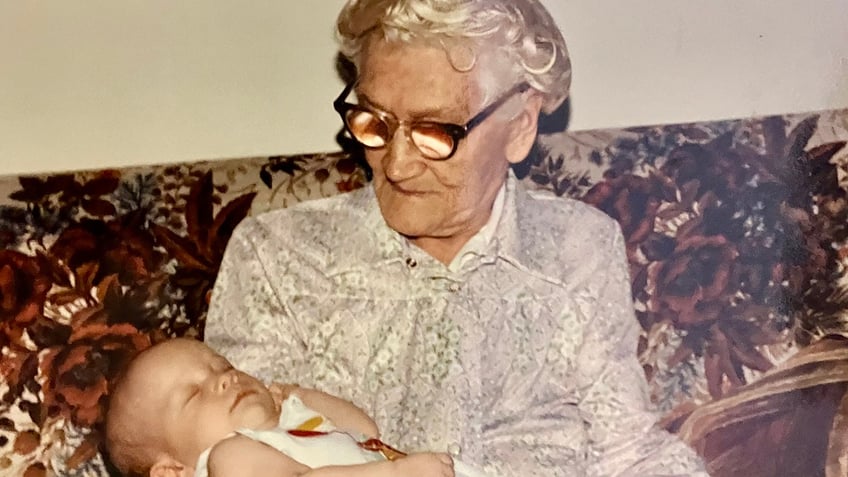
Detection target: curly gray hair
<box><xmin>336</xmin><ymin>0</ymin><xmax>571</xmax><ymax>114</ymax></box>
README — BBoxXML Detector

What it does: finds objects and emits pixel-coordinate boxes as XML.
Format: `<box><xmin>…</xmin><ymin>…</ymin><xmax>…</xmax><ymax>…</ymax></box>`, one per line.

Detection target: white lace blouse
<box><xmin>205</xmin><ymin>173</ymin><xmax>708</xmax><ymax>476</ymax></box>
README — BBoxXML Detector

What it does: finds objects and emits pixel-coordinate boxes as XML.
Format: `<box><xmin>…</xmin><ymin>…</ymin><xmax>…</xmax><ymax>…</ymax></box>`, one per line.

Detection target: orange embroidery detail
<box><xmin>284</xmin><ymin>430</ymin><xmax>407</xmax><ymax>461</ymax></box>
<box><xmin>295</xmin><ymin>416</ymin><xmax>324</xmax><ymax>431</ymax></box>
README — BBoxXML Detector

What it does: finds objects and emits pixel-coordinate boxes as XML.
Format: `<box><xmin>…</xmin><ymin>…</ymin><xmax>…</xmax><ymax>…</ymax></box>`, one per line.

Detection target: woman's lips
<box><xmin>391</xmin><ymin>184</ymin><xmax>430</xmax><ymax>195</ymax></box>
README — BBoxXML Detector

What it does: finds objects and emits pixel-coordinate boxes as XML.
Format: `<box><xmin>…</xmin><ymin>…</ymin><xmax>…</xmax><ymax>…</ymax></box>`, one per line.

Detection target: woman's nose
<box><xmin>383</xmin><ymin>129</ymin><xmax>425</xmax><ymax>182</ymax></box>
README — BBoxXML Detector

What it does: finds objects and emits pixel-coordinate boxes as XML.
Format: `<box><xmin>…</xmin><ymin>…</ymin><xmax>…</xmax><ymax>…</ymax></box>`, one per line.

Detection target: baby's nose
<box><xmin>216</xmin><ymin>370</ymin><xmax>239</xmax><ymax>392</ymax></box>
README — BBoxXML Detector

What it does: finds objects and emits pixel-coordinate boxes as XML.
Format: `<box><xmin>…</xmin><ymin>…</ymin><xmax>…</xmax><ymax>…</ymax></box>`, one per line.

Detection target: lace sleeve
<box><xmin>577</xmin><ymin>225</ymin><xmax>709</xmax><ymax>476</ymax></box>
<box><xmin>205</xmin><ymin>218</ymin><xmax>307</xmax><ymax>384</ymax></box>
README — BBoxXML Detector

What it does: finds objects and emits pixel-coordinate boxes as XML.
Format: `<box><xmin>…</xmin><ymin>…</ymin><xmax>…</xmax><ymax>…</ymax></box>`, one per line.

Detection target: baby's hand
<box><xmin>391</xmin><ymin>452</ymin><xmax>455</xmax><ymax>477</ymax></box>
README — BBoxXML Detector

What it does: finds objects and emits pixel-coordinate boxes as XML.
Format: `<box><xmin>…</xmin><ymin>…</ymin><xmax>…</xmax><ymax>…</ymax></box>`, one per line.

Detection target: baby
<box><xmin>105</xmin><ymin>338</ymin><xmax>488</xmax><ymax>477</ymax></box>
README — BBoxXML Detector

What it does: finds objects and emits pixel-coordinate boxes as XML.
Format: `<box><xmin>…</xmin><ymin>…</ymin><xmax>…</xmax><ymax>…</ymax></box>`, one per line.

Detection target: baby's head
<box><xmin>105</xmin><ymin>338</ymin><xmax>279</xmax><ymax>476</ymax></box>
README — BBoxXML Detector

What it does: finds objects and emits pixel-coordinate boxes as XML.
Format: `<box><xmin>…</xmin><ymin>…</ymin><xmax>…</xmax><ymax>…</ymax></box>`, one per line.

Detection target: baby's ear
<box><xmin>149</xmin><ymin>455</ymin><xmax>191</xmax><ymax>477</ymax></box>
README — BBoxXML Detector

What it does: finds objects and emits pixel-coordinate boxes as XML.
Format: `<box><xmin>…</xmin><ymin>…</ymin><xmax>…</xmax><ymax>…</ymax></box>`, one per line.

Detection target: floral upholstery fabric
<box><xmin>1</xmin><ymin>109</ymin><xmax>847</xmax><ymax>476</ymax></box>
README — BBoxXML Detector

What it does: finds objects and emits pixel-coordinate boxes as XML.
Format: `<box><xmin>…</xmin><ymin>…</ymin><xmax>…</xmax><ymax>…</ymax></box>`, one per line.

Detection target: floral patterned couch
<box><xmin>1</xmin><ymin>108</ymin><xmax>848</xmax><ymax>477</ymax></box>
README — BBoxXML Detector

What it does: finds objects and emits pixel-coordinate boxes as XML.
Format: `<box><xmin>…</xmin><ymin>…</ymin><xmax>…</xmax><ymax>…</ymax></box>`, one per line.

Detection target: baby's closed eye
<box><xmin>183</xmin><ymin>385</ymin><xmax>200</xmax><ymax>406</ymax></box>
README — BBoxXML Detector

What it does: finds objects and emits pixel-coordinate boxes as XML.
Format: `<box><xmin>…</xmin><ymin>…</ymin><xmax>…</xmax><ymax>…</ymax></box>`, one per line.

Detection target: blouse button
<box><xmin>447</xmin><ymin>442</ymin><xmax>462</xmax><ymax>457</ymax></box>
<box><xmin>405</xmin><ymin>257</ymin><xmax>418</xmax><ymax>268</ymax></box>
<box><xmin>448</xmin><ymin>282</ymin><xmax>461</xmax><ymax>293</ymax></box>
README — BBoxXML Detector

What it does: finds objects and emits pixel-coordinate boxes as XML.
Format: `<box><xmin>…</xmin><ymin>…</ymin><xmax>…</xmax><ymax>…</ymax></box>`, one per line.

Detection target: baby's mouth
<box><xmin>229</xmin><ymin>390</ymin><xmax>256</xmax><ymax>412</ymax></box>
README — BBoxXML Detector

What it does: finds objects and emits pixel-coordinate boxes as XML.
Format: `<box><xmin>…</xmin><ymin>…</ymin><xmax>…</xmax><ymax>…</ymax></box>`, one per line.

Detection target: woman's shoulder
<box><xmin>233</xmin><ymin>187</ymin><xmax>381</xmax><ymax>254</ymax></box>
<box><xmin>254</xmin><ymin>186</ymin><xmax>375</xmax><ymax>230</ymax></box>
<box><xmin>521</xmin><ymin>187</ymin><xmax>622</xmax><ymax>239</ymax></box>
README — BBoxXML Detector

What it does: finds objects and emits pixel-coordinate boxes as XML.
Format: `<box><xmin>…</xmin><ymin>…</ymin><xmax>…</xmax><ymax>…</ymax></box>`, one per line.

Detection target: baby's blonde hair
<box><xmin>103</xmin><ymin>349</ymin><xmax>159</xmax><ymax>476</ymax></box>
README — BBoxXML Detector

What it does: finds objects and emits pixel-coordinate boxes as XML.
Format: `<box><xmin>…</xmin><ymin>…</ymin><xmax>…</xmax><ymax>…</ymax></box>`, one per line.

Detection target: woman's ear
<box><xmin>150</xmin><ymin>455</ymin><xmax>192</xmax><ymax>477</ymax></box>
<box><xmin>505</xmin><ymin>91</ymin><xmax>544</xmax><ymax>164</ymax></box>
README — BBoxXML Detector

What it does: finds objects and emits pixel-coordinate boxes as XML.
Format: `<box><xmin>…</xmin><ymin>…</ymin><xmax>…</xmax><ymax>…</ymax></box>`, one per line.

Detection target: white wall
<box><xmin>1</xmin><ymin>0</ymin><xmax>847</xmax><ymax>175</ymax></box>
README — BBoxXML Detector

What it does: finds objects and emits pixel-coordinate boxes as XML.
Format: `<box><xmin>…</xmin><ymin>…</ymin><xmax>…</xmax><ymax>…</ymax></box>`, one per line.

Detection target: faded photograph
<box><xmin>1</xmin><ymin>1</ymin><xmax>847</xmax><ymax>477</ymax></box>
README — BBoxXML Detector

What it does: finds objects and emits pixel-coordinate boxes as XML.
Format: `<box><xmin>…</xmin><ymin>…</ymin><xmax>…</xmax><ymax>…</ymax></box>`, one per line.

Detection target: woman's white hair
<box><xmin>336</xmin><ymin>0</ymin><xmax>572</xmax><ymax>114</ymax></box>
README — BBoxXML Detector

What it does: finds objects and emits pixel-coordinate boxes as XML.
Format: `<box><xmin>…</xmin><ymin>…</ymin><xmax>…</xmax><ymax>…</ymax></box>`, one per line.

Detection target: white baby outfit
<box><xmin>194</xmin><ymin>395</ymin><xmax>491</xmax><ymax>476</ymax></box>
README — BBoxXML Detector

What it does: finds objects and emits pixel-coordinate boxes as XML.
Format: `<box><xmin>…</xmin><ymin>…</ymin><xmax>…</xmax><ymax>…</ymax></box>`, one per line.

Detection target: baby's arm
<box><xmin>271</xmin><ymin>384</ymin><xmax>379</xmax><ymax>438</ymax></box>
<box><xmin>207</xmin><ymin>435</ymin><xmax>454</xmax><ymax>477</ymax></box>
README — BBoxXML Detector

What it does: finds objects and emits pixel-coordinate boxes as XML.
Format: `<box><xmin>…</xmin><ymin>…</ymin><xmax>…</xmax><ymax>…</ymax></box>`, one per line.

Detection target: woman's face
<box><xmin>355</xmin><ymin>38</ymin><xmax>520</xmax><ymax>245</ymax></box>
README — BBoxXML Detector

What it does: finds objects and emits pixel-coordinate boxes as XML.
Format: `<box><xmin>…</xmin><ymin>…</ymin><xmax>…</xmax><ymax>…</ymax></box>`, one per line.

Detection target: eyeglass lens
<box><xmin>344</xmin><ymin>109</ymin><xmax>456</xmax><ymax>159</ymax></box>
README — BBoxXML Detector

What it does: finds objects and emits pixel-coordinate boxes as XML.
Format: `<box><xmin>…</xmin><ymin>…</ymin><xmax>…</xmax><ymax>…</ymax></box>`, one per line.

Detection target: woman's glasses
<box><xmin>333</xmin><ymin>82</ymin><xmax>530</xmax><ymax>160</ymax></box>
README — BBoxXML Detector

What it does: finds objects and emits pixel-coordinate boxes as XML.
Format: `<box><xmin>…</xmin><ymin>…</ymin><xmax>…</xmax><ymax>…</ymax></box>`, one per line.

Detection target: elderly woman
<box><xmin>205</xmin><ymin>0</ymin><xmax>707</xmax><ymax>475</ymax></box>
